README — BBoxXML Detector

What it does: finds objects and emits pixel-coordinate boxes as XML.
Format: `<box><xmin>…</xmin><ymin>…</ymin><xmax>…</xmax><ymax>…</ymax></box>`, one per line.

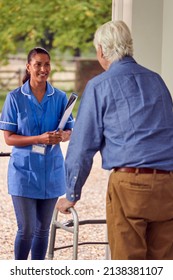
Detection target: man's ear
<box><xmin>98</xmin><ymin>45</ymin><xmax>104</xmax><ymax>58</ymax></box>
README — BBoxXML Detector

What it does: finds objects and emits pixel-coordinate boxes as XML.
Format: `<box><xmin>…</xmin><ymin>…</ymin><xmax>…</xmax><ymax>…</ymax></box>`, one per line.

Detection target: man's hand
<box><xmin>56</xmin><ymin>197</ymin><xmax>76</xmax><ymax>214</ymax></box>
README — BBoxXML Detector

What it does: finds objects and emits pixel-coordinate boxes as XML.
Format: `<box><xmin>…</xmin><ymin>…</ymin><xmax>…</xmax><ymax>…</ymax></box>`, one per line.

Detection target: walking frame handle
<box><xmin>0</xmin><ymin>152</ymin><xmax>11</xmax><ymax>157</ymax></box>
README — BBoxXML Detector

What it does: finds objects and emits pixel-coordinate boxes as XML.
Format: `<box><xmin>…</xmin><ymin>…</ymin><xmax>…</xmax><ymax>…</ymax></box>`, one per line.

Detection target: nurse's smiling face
<box><xmin>26</xmin><ymin>53</ymin><xmax>51</xmax><ymax>84</ymax></box>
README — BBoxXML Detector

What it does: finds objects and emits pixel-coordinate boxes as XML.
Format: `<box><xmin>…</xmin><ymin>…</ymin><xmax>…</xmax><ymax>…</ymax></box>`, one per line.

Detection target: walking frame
<box><xmin>48</xmin><ymin>207</ymin><xmax>110</xmax><ymax>260</ymax></box>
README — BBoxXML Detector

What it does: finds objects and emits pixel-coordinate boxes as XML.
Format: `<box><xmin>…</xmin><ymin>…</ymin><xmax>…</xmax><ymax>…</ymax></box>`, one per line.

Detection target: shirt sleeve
<box><xmin>65</xmin><ymin>81</ymin><xmax>104</xmax><ymax>202</ymax></box>
<box><xmin>0</xmin><ymin>92</ymin><xmax>18</xmax><ymax>132</ymax></box>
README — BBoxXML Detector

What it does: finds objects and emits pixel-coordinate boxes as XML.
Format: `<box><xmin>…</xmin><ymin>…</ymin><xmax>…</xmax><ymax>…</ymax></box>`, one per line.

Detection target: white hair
<box><xmin>93</xmin><ymin>20</ymin><xmax>133</xmax><ymax>63</ymax></box>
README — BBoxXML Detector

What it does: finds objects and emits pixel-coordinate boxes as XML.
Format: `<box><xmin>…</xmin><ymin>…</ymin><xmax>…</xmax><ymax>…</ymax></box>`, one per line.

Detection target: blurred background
<box><xmin>0</xmin><ymin>0</ymin><xmax>173</xmax><ymax>116</ymax></box>
<box><xmin>0</xmin><ymin>0</ymin><xmax>112</xmax><ymax>115</ymax></box>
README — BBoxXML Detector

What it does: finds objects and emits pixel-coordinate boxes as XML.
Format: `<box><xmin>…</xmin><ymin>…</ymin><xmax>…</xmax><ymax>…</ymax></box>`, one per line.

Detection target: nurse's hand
<box><xmin>61</xmin><ymin>130</ymin><xmax>72</xmax><ymax>142</ymax></box>
<box><xmin>50</xmin><ymin>129</ymin><xmax>72</xmax><ymax>143</ymax></box>
<box><xmin>39</xmin><ymin>131</ymin><xmax>63</xmax><ymax>145</ymax></box>
<box><xmin>56</xmin><ymin>198</ymin><xmax>76</xmax><ymax>214</ymax></box>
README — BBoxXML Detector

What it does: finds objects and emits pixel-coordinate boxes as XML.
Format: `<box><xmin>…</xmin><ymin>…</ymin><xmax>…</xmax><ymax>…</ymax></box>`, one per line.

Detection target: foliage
<box><xmin>0</xmin><ymin>0</ymin><xmax>112</xmax><ymax>63</ymax></box>
<box><xmin>0</xmin><ymin>93</ymin><xmax>7</xmax><ymax>112</ymax></box>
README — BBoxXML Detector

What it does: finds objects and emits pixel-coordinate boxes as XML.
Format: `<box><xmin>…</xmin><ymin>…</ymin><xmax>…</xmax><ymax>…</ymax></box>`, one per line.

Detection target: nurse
<box><xmin>0</xmin><ymin>47</ymin><xmax>74</xmax><ymax>260</ymax></box>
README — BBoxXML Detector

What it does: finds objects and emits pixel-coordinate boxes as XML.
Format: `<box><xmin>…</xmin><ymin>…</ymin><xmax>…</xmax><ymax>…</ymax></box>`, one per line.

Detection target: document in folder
<box><xmin>58</xmin><ymin>92</ymin><xmax>78</xmax><ymax>130</ymax></box>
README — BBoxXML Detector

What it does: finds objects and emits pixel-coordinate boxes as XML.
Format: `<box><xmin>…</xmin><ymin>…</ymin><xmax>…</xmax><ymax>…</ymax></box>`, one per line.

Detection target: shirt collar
<box><xmin>109</xmin><ymin>56</ymin><xmax>137</xmax><ymax>70</ymax></box>
<box><xmin>21</xmin><ymin>80</ymin><xmax>55</xmax><ymax>97</ymax></box>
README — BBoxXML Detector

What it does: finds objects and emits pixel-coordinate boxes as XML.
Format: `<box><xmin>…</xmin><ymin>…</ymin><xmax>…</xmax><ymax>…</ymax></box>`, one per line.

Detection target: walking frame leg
<box><xmin>69</xmin><ymin>207</ymin><xmax>79</xmax><ymax>260</ymax></box>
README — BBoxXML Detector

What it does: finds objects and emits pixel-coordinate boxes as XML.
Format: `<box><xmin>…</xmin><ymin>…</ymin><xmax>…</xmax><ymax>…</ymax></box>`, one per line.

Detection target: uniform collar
<box><xmin>21</xmin><ymin>80</ymin><xmax>55</xmax><ymax>97</ymax></box>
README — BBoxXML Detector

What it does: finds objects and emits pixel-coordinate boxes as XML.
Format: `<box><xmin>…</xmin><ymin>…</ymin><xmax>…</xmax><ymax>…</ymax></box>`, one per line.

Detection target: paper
<box><xmin>58</xmin><ymin>92</ymin><xmax>78</xmax><ymax>130</ymax></box>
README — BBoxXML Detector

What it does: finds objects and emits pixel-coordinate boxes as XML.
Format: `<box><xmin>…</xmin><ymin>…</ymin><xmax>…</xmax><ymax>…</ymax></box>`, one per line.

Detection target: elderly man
<box><xmin>57</xmin><ymin>20</ymin><xmax>173</xmax><ymax>260</ymax></box>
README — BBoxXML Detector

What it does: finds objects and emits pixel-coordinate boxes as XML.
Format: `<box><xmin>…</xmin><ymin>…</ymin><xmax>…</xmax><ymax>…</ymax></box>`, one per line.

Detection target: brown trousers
<box><xmin>106</xmin><ymin>170</ymin><xmax>173</xmax><ymax>260</ymax></box>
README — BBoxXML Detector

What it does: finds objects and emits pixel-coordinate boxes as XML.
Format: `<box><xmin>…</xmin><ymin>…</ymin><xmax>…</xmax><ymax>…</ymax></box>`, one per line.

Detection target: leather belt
<box><xmin>114</xmin><ymin>167</ymin><xmax>172</xmax><ymax>174</ymax></box>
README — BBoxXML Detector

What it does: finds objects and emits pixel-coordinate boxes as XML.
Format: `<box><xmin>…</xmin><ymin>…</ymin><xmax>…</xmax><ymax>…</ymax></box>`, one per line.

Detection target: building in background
<box><xmin>112</xmin><ymin>0</ymin><xmax>173</xmax><ymax>97</ymax></box>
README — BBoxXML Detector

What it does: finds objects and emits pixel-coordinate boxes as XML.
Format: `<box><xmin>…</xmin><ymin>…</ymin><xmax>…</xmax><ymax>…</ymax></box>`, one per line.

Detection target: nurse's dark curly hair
<box><xmin>22</xmin><ymin>47</ymin><xmax>50</xmax><ymax>84</ymax></box>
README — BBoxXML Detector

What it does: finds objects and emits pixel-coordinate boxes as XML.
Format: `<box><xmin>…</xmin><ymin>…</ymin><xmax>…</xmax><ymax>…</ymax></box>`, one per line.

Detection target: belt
<box><xmin>114</xmin><ymin>167</ymin><xmax>172</xmax><ymax>174</ymax></box>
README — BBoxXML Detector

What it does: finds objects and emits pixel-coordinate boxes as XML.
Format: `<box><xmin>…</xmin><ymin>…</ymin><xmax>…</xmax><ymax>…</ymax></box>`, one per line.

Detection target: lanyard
<box><xmin>29</xmin><ymin>97</ymin><xmax>46</xmax><ymax>135</ymax></box>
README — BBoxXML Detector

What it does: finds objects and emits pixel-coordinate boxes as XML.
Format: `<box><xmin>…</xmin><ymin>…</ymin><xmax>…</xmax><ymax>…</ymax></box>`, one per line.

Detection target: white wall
<box><xmin>113</xmin><ymin>0</ymin><xmax>173</xmax><ymax>95</ymax></box>
<box><xmin>131</xmin><ymin>0</ymin><xmax>163</xmax><ymax>74</ymax></box>
<box><xmin>162</xmin><ymin>0</ymin><xmax>173</xmax><ymax>94</ymax></box>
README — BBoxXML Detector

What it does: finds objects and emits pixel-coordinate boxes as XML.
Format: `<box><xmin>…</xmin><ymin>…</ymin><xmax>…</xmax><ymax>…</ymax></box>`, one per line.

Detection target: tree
<box><xmin>0</xmin><ymin>0</ymin><xmax>112</xmax><ymax>63</ymax></box>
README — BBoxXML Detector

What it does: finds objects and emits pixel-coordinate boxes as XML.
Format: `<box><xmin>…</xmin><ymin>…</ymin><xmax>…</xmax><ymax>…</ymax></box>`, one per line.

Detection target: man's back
<box><xmin>87</xmin><ymin>56</ymin><xmax>173</xmax><ymax>170</ymax></box>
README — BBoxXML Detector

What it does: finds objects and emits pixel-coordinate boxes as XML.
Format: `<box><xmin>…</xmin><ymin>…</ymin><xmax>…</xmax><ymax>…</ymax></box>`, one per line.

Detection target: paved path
<box><xmin>0</xmin><ymin>131</ymin><xmax>109</xmax><ymax>260</ymax></box>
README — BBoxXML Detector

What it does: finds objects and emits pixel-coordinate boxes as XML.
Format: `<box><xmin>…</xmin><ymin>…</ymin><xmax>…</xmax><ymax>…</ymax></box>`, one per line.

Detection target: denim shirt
<box><xmin>65</xmin><ymin>56</ymin><xmax>173</xmax><ymax>202</ymax></box>
<box><xmin>0</xmin><ymin>81</ymin><xmax>74</xmax><ymax>199</ymax></box>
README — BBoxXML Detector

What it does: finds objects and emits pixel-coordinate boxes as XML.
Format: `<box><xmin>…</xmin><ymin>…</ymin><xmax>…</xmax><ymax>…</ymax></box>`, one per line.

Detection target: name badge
<box><xmin>32</xmin><ymin>144</ymin><xmax>46</xmax><ymax>155</ymax></box>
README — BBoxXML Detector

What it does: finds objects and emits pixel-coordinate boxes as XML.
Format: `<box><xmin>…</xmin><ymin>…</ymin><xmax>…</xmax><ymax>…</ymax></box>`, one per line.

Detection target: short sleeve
<box><xmin>0</xmin><ymin>92</ymin><xmax>18</xmax><ymax>132</ymax></box>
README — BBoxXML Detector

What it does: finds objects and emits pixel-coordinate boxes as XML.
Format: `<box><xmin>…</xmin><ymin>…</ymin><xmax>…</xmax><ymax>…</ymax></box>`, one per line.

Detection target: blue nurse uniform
<box><xmin>0</xmin><ymin>80</ymin><xmax>74</xmax><ymax>199</ymax></box>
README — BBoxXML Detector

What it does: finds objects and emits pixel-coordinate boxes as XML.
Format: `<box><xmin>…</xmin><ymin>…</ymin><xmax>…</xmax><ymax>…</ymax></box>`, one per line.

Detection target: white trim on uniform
<box><xmin>21</xmin><ymin>84</ymin><xmax>31</xmax><ymax>96</ymax></box>
<box><xmin>0</xmin><ymin>120</ymin><xmax>17</xmax><ymax>126</ymax></box>
<box><xmin>47</xmin><ymin>83</ymin><xmax>55</xmax><ymax>96</ymax></box>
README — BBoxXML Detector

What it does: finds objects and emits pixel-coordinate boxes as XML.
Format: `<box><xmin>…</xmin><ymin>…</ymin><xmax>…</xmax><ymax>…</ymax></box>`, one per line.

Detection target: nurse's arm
<box><xmin>3</xmin><ymin>130</ymin><xmax>63</xmax><ymax>146</ymax></box>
